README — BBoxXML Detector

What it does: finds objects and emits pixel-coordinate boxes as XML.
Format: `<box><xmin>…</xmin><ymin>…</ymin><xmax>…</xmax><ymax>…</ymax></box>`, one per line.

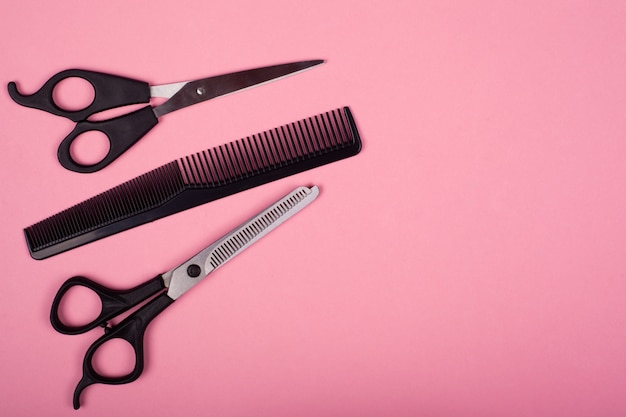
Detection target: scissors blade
<box><xmin>163</xmin><ymin>186</ymin><xmax>320</xmax><ymax>299</ymax></box>
<box><xmin>153</xmin><ymin>60</ymin><xmax>324</xmax><ymax>117</ymax></box>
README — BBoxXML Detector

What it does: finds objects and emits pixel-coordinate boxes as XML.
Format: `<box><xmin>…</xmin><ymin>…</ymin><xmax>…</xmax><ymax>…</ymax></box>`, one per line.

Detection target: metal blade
<box><xmin>153</xmin><ymin>60</ymin><xmax>324</xmax><ymax>117</ymax></box>
<box><xmin>164</xmin><ymin>185</ymin><xmax>320</xmax><ymax>299</ymax></box>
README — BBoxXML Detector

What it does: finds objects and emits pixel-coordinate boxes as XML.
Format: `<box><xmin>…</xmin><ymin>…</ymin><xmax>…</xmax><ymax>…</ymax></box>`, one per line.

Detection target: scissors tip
<box><xmin>293</xmin><ymin>59</ymin><xmax>325</xmax><ymax>73</ymax></box>
<box><xmin>297</xmin><ymin>59</ymin><xmax>325</xmax><ymax>68</ymax></box>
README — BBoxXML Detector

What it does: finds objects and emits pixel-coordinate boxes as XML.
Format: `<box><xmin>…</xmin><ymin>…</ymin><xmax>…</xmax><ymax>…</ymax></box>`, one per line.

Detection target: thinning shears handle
<box><xmin>7</xmin><ymin>69</ymin><xmax>151</xmax><ymax>121</ymax></box>
<box><xmin>50</xmin><ymin>275</ymin><xmax>175</xmax><ymax>409</ymax></box>
<box><xmin>50</xmin><ymin>275</ymin><xmax>166</xmax><ymax>335</ymax></box>
<box><xmin>72</xmin><ymin>292</ymin><xmax>175</xmax><ymax>409</ymax></box>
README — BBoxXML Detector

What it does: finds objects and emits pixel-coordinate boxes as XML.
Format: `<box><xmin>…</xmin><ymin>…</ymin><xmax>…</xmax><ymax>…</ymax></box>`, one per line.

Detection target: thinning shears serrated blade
<box><xmin>164</xmin><ymin>185</ymin><xmax>320</xmax><ymax>299</ymax></box>
<box><xmin>153</xmin><ymin>60</ymin><xmax>324</xmax><ymax>117</ymax></box>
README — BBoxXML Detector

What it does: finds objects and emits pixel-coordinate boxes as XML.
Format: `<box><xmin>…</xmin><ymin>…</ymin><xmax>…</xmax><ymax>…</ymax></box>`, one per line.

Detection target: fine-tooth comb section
<box><xmin>24</xmin><ymin>162</ymin><xmax>185</xmax><ymax>253</ymax></box>
<box><xmin>25</xmin><ymin>107</ymin><xmax>361</xmax><ymax>260</ymax></box>
<box><xmin>209</xmin><ymin>187</ymin><xmax>310</xmax><ymax>269</ymax></box>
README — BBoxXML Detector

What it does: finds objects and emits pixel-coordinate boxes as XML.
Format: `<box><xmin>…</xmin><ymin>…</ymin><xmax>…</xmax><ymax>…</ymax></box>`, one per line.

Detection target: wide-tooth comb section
<box><xmin>25</xmin><ymin>107</ymin><xmax>361</xmax><ymax>260</ymax></box>
<box><xmin>178</xmin><ymin>108</ymin><xmax>357</xmax><ymax>186</ymax></box>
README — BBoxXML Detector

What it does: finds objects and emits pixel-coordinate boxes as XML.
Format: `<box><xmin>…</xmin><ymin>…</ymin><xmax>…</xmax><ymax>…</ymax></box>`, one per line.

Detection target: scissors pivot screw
<box><xmin>186</xmin><ymin>264</ymin><xmax>202</xmax><ymax>278</ymax></box>
<box><xmin>196</xmin><ymin>87</ymin><xmax>205</xmax><ymax>96</ymax></box>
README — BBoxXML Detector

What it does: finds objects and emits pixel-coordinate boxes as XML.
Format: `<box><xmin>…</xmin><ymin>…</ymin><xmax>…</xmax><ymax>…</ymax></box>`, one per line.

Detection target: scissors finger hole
<box><xmin>69</xmin><ymin>130</ymin><xmax>111</xmax><ymax>166</ymax></box>
<box><xmin>56</xmin><ymin>285</ymin><xmax>102</xmax><ymax>328</ymax></box>
<box><xmin>52</xmin><ymin>76</ymin><xmax>96</xmax><ymax>112</ymax></box>
<box><xmin>91</xmin><ymin>338</ymin><xmax>137</xmax><ymax>378</ymax></box>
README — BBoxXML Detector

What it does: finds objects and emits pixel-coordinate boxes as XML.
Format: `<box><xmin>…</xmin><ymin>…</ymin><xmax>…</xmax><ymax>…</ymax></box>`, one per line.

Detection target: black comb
<box><xmin>25</xmin><ymin>107</ymin><xmax>362</xmax><ymax>259</ymax></box>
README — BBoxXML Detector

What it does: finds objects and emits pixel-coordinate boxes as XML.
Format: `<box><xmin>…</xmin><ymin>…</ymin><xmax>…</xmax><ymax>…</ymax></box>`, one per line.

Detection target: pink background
<box><xmin>2</xmin><ymin>1</ymin><xmax>626</xmax><ymax>416</ymax></box>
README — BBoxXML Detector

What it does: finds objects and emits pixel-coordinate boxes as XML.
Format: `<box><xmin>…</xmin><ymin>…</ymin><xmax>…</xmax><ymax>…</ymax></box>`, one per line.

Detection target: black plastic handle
<box><xmin>72</xmin><ymin>292</ymin><xmax>175</xmax><ymax>409</ymax></box>
<box><xmin>56</xmin><ymin>105</ymin><xmax>159</xmax><ymax>173</ymax></box>
<box><xmin>50</xmin><ymin>275</ymin><xmax>166</xmax><ymax>335</ymax></box>
<box><xmin>7</xmin><ymin>69</ymin><xmax>151</xmax><ymax>122</ymax></box>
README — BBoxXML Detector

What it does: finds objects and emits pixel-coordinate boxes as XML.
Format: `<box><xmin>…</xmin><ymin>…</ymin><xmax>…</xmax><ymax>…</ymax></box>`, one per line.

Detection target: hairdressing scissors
<box><xmin>50</xmin><ymin>185</ymin><xmax>319</xmax><ymax>409</ymax></box>
<box><xmin>8</xmin><ymin>60</ymin><xmax>323</xmax><ymax>173</ymax></box>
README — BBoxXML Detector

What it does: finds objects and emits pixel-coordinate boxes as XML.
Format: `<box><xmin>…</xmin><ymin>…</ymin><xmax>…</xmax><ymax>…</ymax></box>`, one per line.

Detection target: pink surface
<box><xmin>1</xmin><ymin>1</ymin><xmax>626</xmax><ymax>416</ymax></box>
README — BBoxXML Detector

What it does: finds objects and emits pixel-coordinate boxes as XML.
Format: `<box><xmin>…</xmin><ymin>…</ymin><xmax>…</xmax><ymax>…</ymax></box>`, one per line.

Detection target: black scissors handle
<box><xmin>72</xmin><ymin>292</ymin><xmax>174</xmax><ymax>409</ymax></box>
<box><xmin>56</xmin><ymin>106</ymin><xmax>158</xmax><ymax>173</ymax></box>
<box><xmin>8</xmin><ymin>69</ymin><xmax>158</xmax><ymax>173</ymax></box>
<box><xmin>50</xmin><ymin>275</ymin><xmax>166</xmax><ymax>335</ymax></box>
<box><xmin>7</xmin><ymin>69</ymin><xmax>151</xmax><ymax>122</ymax></box>
<box><xmin>50</xmin><ymin>275</ymin><xmax>175</xmax><ymax>409</ymax></box>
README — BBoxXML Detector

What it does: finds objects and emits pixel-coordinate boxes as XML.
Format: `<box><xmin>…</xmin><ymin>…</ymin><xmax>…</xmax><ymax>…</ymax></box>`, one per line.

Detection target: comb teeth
<box><xmin>24</xmin><ymin>107</ymin><xmax>361</xmax><ymax>259</ymax></box>
<box><xmin>208</xmin><ymin>187</ymin><xmax>312</xmax><ymax>269</ymax></box>
<box><xmin>24</xmin><ymin>162</ymin><xmax>185</xmax><ymax>253</ymax></box>
<box><xmin>178</xmin><ymin>108</ymin><xmax>356</xmax><ymax>186</ymax></box>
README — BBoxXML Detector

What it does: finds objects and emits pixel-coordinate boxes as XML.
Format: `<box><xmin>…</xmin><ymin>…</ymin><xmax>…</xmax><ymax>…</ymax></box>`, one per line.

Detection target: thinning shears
<box><xmin>8</xmin><ymin>60</ymin><xmax>323</xmax><ymax>173</ymax></box>
<box><xmin>49</xmin><ymin>185</ymin><xmax>319</xmax><ymax>409</ymax></box>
